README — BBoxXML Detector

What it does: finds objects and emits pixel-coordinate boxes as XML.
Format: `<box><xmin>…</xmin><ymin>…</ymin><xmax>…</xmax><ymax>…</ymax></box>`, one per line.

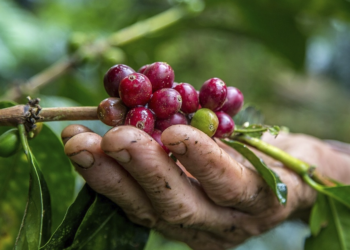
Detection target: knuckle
<box><xmin>209</xmin><ymin>189</ymin><xmax>244</xmax><ymax>207</ymax></box>
<box><xmin>126</xmin><ymin>212</ymin><xmax>158</xmax><ymax>228</ymax></box>
<box><xmin>160</xmin><ymin>203</ymin><xmax>198</xmax><ymax>226</ymax></box>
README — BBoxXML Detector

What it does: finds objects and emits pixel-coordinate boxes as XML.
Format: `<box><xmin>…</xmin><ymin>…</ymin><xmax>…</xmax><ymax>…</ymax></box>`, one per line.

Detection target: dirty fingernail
<box><xmin>166</xmin><ymin>141</ymin><xmax>187</xmax><ymax>155</ymax></box>
<box><xmin>67</xmin><ymin>150</ymin><xmax>94</xmax><ymax>169</ymax></box>
<box><xmin>106</xmin><ymin>149</ymin><xmax>131</xmax><ymax>163</ymax></box>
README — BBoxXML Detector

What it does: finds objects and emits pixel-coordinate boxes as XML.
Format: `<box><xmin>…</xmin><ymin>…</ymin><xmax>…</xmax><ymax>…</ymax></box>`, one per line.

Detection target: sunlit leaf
<box><xmin>40</xmin><ymin>184</ymin><xmax>96</xmax><ymax>250</ymax></box>
<box><xmin>222</xmin><ymin>139</ymin><xmax>287</xmax><ymax>205</ymax></box>
<box><xmin>14</xmin><ymin>125</ymin><xmax>52</xmax><ymax>249</ymax></box>
<box><xmin>29</xmin><ymin>124</ymin><xmax>76</xmax><ymax>231</ymax></box>
<box><xmin>0</xmin><ymin>103</ymin><xmax>29</xmax><ymax>250</ymax></box>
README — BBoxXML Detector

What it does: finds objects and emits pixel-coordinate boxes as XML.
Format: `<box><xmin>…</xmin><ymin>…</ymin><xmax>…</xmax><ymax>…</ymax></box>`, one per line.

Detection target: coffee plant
<box><xmin>0</xmin><ymin>1</ymin><xmax>349</xmax><ymax>250</ymax></box>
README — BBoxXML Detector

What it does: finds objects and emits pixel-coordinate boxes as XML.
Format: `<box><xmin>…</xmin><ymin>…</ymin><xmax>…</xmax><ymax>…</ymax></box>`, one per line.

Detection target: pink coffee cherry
<box><xmin>119</xmin><ymin>73</ymin><xmax>152</xmax><ymax>108</ymax></box>
<box><xmin>214</xmin><ymin>111</ymin><xmax>235</xmax><ymax>138</ymax></box>
<box><xmin>218</xmin><ymin>87</ymin><xmax>244</xmax><ymax>117</ymax></box>
<box><xmin>137</xmin><ymin>64</ymin><xmax>149</xmax><ymax>74</ymax></box>
<box><xmin>143</xmin><ymin>62</ymin><xmax>174</xmax><ymax>92</ymax></box>
<box><xmin>199</xmin><ymin>78</ymin><xmax>227</xmax><ymax>111</ymax></box>
<box><xmin>148</xmin><ymin>88</ymin><xmax>182</xmax><ymax>119</ymax></box>
<box><xmin>124</xmin><ymin>107</ymin><xmax>155</xmax><ymax>135</ymax></box>
<box><xmin>151</xmin><ymin>129</ymin><xmax>170</xmax><ymax>154</ymax></box>
<box><xmin>174</xmin><ymin>83</ymin><xmax>199</xmax><ymax>114</ymax></box>
<box><xmin>155</xmin><ymin>112</ymin><xmax>188</xmax><ymax>132</ymax></box>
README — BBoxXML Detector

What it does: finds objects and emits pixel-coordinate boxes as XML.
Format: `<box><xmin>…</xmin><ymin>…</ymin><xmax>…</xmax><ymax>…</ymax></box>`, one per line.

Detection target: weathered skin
<box><xmin>63</xmin><ymin>125</ymin><xmax>350</xmax><ymax>250</ymax></box>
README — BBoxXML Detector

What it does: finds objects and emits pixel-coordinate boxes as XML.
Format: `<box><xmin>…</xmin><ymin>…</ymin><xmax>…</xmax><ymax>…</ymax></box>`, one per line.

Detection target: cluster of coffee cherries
<box><xmin>97</xmin><ymin>62</ymin><xmax>244</xmax><ymax>153</ymax></box>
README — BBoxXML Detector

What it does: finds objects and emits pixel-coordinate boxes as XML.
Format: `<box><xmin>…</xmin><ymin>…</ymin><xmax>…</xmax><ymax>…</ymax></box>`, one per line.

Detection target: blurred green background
<box><xmin>0</xmin><ymin>0</ymin><xmax>349</xmax><ymax>142</ymax></box>
<box><xmin>0</xmin><ymin>0</ymin><xmax>349</xmax><ymax>249</ymax></box>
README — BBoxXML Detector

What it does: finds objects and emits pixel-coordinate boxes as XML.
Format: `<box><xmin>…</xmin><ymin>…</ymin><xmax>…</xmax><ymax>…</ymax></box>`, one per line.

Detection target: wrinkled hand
<box><xmin>62</xmin><ymin>125</ymin><xmax>349</xmax><ymax>250</ymax></box>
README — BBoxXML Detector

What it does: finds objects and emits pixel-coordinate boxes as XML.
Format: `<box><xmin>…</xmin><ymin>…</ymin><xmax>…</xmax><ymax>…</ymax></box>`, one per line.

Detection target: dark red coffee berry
<box><xmin>148</xmin><ymin>88</ymin><xmax>182</xmax><ymax>119</ymax></box>
<box><xmin>199</xmin><ymin>78</ymin><xmax>227</xmax><ymax>111</ymax></box>
<box><xmin>97</xmin><ymin>97</ymin><xmax>128</xmax><ymax>126</ymax></box>
<box><xmin>214</xmin><ymin>111</ymin><xmax>235</xmax><ymax>138</ymax></box>
<box><xmin>124</xmin><ymin>107</ymin><xmax>155</xmax><ymax>135</ymax></box>
<box><xmin>143</xmin><ymin>62</ymin><xmax>174</xmax><ymax>92</ymax></box>
<box><xmin>174</xmin><ymin>83</ymin><xmax>199</xmax><ymax>114</ymax></box>
<box><xmin>218</xmin><ymin>87</ymin><xmax>244</xmax><ymax>117</ymax></box>
<box><xmin>119</xmin><ymin>73</ymin><xmax>152</xmax><ymax>108</ymax></box>
<box><xmin>104</xmin><ymin>64</ymin><xmax>135</xmax><ymax>97</ymax></box>
<box><xmin>138</xmin><ymin>64</ymin><xmax>149</xmax><ymax>74</ymax></box>
<box><xmin>151</xmin><ymin>129</ymin><xmax>170</xmax><ymax>154</ymax></box>
<box><xmin>155</xmin><ymin>112</ymin><xmax>188</xmax><ymax>132</ymax></box>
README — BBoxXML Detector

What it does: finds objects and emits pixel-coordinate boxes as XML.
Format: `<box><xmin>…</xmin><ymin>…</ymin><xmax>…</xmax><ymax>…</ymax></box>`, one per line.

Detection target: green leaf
<box><xmin>40</xmin><ymin>184</ymin><xmax>96</xmax><ymax>250</ymax></box>
<box><xmin>0</xmin><ymin>100</ymin><xmax>17</xmax><ymax>108</ymax></box>
<box><xmin>268</xmin><ymin>126</ymin><xmax>280</xmax><ymax>137</ymax></box>
<box><xmin>67</xmin><ymin>192</ymin><xmax>149</xmax><ymax>250</ymax></box>
<box><xmin>80</xmin><ymin>207</ymin><xmax>150</xmax><ymax>250</ymax></box>
<box><xmin>305</xmin><ymin>197</ymin><xmax>350</xmax><ymax>250</ymax></box>
<box><xmin>233</xmin><ymin>106</ymin><xmax>264</xmax><ymax>126</ymax></box>
<box><xmin>309</xmin><ymin>194</ymin><xmax>329</xmax><ymax>236</ymax></box>
<box><xmin>0</xmin><ymin>149</ymin><xmax>29</xmax><ymax>250</ymax></box>
<box><xmin>0</xmin><ymin>100</ymin><xmax>28</xmax><ymax>250</ymax></box>
<box><xmin>320</xmin><ymin>186</ymin><xmax>350</xmax><ymax>208</ymax></box>
<box><xmin>28</xmin><ymin>124</ymin><xmax>76</xmax><ymax>231</ymax></box>
<box><xmin>221</xmin><ymin>139</ymin><xmax>287</xmax><ymax>205</ymax></box>
<box><xmin>14</xmin><ymin>124</ymin><xmax>52</xmax><ymax>249</ymax></box>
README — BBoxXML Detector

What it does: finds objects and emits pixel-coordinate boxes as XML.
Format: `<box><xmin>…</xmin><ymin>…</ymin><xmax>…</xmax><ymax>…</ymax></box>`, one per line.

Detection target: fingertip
<box><xmin>64</xmin><ymin>132</ymin><xmax>102</xmax><ymax>157</ymax></box>
<box><xmin>162</xmin><ymin>125</ymin><xmax>216</xmax><ymax>155</ymax></box>
<box><xmin>61</xmin><ymin>124</ymin><xmax>93</xmax><ymax>145</ymax></box>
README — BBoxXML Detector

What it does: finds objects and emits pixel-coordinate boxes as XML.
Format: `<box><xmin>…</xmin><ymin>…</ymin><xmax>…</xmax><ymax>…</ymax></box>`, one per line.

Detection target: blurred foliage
<box><xmin>0</xmin><ymin>0</ymin><xmax>350</xmax><ymax>248</ymax></box>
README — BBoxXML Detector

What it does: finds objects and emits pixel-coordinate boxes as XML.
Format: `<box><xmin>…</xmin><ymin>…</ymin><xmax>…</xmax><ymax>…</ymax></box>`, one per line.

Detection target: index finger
<box><xmin>162</xmin><ymin>125</ymin><xmax>278</xmax><ymax>213</ymax></box>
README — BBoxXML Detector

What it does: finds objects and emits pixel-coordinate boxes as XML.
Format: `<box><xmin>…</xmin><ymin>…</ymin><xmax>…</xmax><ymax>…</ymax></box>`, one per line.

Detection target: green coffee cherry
<box><xmin>0</xmin><ymin>128</ymin><xmax>21</xmax><ymax>157</ymax></box>
<box><xmin>190</xmin><ymin>108</ymin><xmax>219</xmax><ymax>137</ymax></box>
<box><xmin>28</xmin><ymin>122</ymin><xmax>43</xmax><ymax>139</ymax></box>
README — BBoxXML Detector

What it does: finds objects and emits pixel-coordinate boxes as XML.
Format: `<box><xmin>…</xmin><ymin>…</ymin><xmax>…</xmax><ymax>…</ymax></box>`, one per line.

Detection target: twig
<box><xmin>108</xmin><ymin>6</ymin><xmax>187</xmax><ymax>46</ymax></box>
<box><xmin>0</xmin><ymin>57</ymin><xmax>76</xmax><ymax>102</ymax></box>
<box><xmin>0</xmin><ymin>105</ymin><xmax>98</xmax><ymax>128</ymax></box>
<box><xmin>236</xmin><ymin>135</ymin><xmax>336</xmax><ymax>187</ymax></box>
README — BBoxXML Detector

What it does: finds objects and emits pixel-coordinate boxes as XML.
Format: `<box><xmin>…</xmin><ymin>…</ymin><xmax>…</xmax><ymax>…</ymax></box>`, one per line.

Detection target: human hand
<box><xmin>62</xmin><ymin>124</ymin><xmax>348</xmax><ymax>250</ymax></box>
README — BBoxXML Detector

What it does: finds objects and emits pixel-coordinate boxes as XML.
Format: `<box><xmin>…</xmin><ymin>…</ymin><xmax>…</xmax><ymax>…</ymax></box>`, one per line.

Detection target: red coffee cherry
<box><xmin>199</xmin><ymin>78</ymin><xmax>227</xmax><ymax>111</ymax></box>
<box><xmin>218</xmin><ymin>87</ymin><xmax>244</xmax><ymax>117</ymax></box>
<box><xmin>151</xmin><ymin>129</ymin><xmax>170</xmax><ymax>154</ymax></box>
<box><xmin>124</xmin><ymin>107</ymin><xmax>155</xmax><ymax>135</ymax></box>
<box><xmin>119</xmin><ymin>73</ymin><xmax>152</xmax><ymax>108</ymax></box>
<box><xmin>104</xmin><ymin>64</ymin><xmax>135</xmax><ymax>97</ymax></box>
<box><xmin>143</xmin><ymin>62</ymin><xmax>174</xmax><ymax>92</ymax></box>
<box><xmin>155</xmin><ymin>112</ymin><xmax>188</xmax><ymax>132</ymax></box>
<box><xmin>174</xmin><ymin>83</ymin><xmax>199</xmax><ymax>114</ymax></box>
<box><xmin>148</xmin><ymin>88</ymin><xmax>182</xmax><ymax>119</ymax></box>
<box><xmin>214</xmin><ymin>111</ymin><xmax>235</xmax><ymax>138</ymax></box>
